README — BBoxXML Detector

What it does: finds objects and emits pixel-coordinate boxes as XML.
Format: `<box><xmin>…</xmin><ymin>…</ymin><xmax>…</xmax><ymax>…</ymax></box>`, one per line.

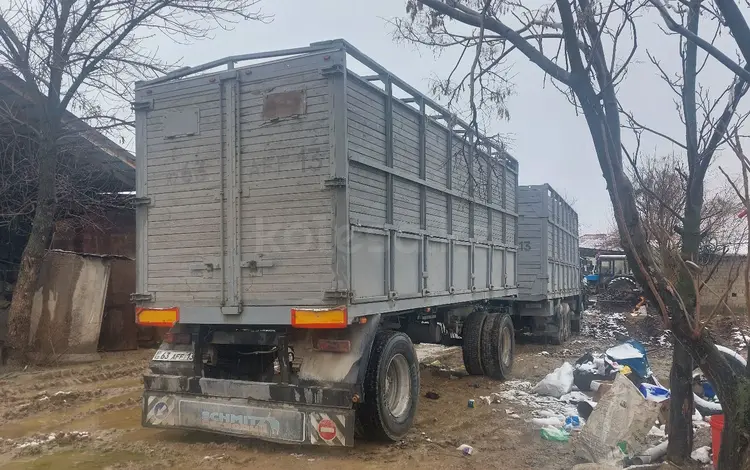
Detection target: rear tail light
<box><xmin>164</xmin><ymin>331</ymin><xmax>192</xmax><ymax>344</ymax></box>
<box><xmin>315</xmin><ymin>339</ymin><xmax>351</xmax><ymax>353</ymax></box>
<box><xmin>136</xmin><ymin>307</ymin><xmax>179</xmax><ymax>327</ymax></box>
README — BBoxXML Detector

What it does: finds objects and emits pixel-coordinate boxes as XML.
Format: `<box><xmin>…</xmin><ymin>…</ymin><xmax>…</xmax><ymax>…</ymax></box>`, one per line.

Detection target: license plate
<box><xmin>152</xmin><ymin>350</ymin><xmax>194</xmax><ymax>362</ymax></box>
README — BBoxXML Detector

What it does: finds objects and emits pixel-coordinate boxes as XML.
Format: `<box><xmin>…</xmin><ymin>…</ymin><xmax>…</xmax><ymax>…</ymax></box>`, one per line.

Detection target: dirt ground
<box><xmin>0</xmin><ymin>306</ymin><xmax>730</xmax><ymax>470</ymax></box>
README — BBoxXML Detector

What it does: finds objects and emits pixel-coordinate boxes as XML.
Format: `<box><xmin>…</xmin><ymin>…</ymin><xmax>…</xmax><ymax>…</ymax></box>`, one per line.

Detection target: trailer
<box><xmin>134</xmin><ymin>39</ymin><xmax>521</xmax><ymax>447</ymax></box>
<box><xmin>516</xmin><ymin>185</ymin><xmax>583</xmax><ymax>344</ymax></box>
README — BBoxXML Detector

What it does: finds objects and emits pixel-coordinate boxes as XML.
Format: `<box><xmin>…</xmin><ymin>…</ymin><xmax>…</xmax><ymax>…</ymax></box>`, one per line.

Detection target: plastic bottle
<box><xmin>564</xmin><ymin>415</ymin><xmax>582</xmax><ymax>432</ymax></box>
<box><xmin>531</xmin><ymin>417</ymin><xmax>565</xmax><ymax>428</ymax></box>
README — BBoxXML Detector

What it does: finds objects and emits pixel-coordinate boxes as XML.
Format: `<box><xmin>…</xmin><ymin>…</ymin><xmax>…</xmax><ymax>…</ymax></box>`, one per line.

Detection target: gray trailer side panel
<box><xmin>137</xmin><ymin>51</ymin><xmax>340</xmax><ymax>322</ymax></box>
<box><xmin>517</xmin><ymin>184</ymin><xmax>580</xmax><ymax>301</ymax></box>
<box><xmin>135</xmin><ymin>42</ymin><xmax>520</xmax><ymax>325</ymax></box>
<box><xmin>345</xmin><ymin>72</ymin><xmax>519</xmax><ymax>306</ymax></box>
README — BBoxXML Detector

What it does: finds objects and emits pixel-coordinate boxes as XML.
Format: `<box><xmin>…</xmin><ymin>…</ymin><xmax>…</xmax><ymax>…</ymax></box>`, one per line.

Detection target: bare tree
<box><xmin>722</xmin><ymin>134</ymin><xmax>750</xmax><ymax>326</ymax></box>
<box><xmin>631</xmin><ymin>155</ymin><xmax>745</xmax><ymax>279</ymax></box>
<box><xmin>398</xmin><ymin>1</ymin><xmax>750</xmax><ymax>466</ymax></box>
<box><xmin>0</xmin><ymin>0</ymin><xmax>268</xmax><ymax>362</ymax></box>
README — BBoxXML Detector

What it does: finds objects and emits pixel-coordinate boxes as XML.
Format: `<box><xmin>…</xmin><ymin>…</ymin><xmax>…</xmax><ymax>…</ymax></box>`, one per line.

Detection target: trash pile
<box><xmin>495</xmin><ymin>380</ymin><xmax>583</xmax><ymax>418</ymax></box>
<box><xmin>581</xmin><ymin>309</ymin><xmax>629</xmax><ymax>341</ymax></box>
<box><xmin>731</xmin><ymin>327</ymin><xmax>749</xmax><ymax>350</ymax></box>
<box><xmin>596</xmin><ymin>290</ymin><xmax>638</xmax><ymax>304</ymax></box>
<box><xmin>511</xmin><ymin>338</ymin><xmax>719</xmax><ymax>467</ymax></box>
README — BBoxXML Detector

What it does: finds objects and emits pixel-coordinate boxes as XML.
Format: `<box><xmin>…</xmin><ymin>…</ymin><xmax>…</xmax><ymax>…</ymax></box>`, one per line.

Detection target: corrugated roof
<box><xmin>579</xmin><ymin>233</ymin><xmax>622</xmax><ymax>251</ymax></box>
<box><xmin>0</xmin><ymin>66</ymin><xmax>134</xmax><ymax>189</ymax></box>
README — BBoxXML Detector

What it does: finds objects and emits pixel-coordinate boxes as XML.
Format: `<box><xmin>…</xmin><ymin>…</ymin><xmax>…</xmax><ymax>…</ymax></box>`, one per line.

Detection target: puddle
<box><xmin>0</xmin><ymin>449</ymin><xmax>146</xmax><ymax>470</ymax></box>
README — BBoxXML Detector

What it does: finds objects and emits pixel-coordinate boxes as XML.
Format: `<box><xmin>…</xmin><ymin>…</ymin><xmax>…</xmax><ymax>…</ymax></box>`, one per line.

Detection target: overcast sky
<box><xmin>142</xmin><ymin>1</ymin><xmax>747</xmax><ymax>235</ymax></box>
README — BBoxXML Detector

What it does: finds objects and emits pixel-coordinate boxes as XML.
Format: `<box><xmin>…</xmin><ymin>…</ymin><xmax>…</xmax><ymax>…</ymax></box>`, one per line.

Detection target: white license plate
<box><xmin>153</xmin><ymin>350</ymin><xmax>194</xmax><ymax>362</ymax></box>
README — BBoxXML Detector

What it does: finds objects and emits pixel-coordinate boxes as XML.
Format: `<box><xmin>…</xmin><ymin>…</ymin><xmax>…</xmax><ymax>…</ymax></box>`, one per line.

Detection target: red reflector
<box><xmin>315</xmin><ymin>339</ymin><xmax>351</xmax><ymax>353</ymax></box>
<box><xmin>164</xmin><ymin>332</ymin><xmax>192</xmax><ymax>344</ymax></box>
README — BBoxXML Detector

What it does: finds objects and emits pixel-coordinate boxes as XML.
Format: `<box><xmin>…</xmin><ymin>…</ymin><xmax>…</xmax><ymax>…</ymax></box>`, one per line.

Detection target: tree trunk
<box><xmin>667</xmin><ymin>342</ymin><xmax>694</xmax><ymax>462</ymax></box>
<box><xmin>667</xmin><ymin>198</ymin><xmax>701</xmax><ymax>462</ymax></box>
<box><xmin>717</xmin><ymin>378</ymin><xmax>750</xmax><ymax>469</ymax></box>
<box><xmin>5</xmin><ymin>138</ymin><xmax>57</xmax><ymax>363</ymax></box>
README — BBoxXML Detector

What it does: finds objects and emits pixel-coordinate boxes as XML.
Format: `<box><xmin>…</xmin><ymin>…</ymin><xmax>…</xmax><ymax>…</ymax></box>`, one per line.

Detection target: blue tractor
<box><xmin>585</xmin><ymin>254</ymin><xmax>641</xmax><ymax>303</ymax></box>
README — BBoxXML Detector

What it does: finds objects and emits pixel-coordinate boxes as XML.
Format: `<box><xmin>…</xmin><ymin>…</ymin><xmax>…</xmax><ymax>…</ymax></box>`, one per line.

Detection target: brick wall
<box><xmin>701</xmin><ymin>255</ymin><xmax>748</xmax><ymax>315</ymax></box>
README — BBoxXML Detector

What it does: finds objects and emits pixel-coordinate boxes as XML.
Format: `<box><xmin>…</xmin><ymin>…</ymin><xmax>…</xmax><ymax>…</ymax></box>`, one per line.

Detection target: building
<box><xmin>0</xmin><ymin>66</ymin><xmax>137</xmax><ymax>350</ymax></box>
<box><xmin>579</xmin><ymin>230</ymin><xmax>749</xmax><ymax>314</ymax></box>
<box><xmin>578</xmin><ymin>232</ymin><xmax>624</xmax><ymax>274</ymax></box>
<box><xmin>701</xmin><ymin>254</ymin><xmax>749</xmax><ymax>315</ymax></box>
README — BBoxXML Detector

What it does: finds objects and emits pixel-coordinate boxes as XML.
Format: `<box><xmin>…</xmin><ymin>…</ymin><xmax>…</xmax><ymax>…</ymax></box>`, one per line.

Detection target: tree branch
<box><xmin>649</xmin><ymin>0</ymin><xmax>750</xmax><ymax>82</ymax></box>
<box><xmin>418</xmin><ymin>0</ymin><xmax>572</xmax><ymax>84</ymax></box>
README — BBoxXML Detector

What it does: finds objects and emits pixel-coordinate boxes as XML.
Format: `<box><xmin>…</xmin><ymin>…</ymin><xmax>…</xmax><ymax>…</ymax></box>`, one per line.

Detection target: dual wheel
<box><xmin>355</xmin><ymin>313</ymin><xmax>516</xmax><ymax>442</ymax></box>
<box><xmin>356</xmin><ymin>330</ymin><xmax>420</xmax><ymax>442</ymax></box>
<box><xmin>462</xmin><ymin>311</ymin><xmax>515</xmax><ymax>379</ymax></box>
<box><xmin>550</xmin><ymin>308</ymin><xmax>572</xmax><ymax>345</ymax></box>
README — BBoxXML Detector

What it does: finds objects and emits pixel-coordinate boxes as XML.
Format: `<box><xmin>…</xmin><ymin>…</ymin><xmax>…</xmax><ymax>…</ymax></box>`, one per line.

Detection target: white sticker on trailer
<box><xmin>153</xmin><ymin>350</ymin><xmax>194</xmax><ymax>362</ymax></box>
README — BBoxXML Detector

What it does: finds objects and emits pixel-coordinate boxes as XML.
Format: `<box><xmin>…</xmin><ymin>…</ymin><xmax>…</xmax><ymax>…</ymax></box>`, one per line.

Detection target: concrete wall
<box><xmin>701</xmin><ymin>255</ymin><xmax>748</xmax><ymax>315</ymax></box>
<box><xmin>51</xmin><ymin>210</ymin><xmax>153</xmax><ymax>350</ymax></box>
<box><xmin>30</xmin><ymin>251</ymin><xmax>111</xmax><ymax>363</ymax></box>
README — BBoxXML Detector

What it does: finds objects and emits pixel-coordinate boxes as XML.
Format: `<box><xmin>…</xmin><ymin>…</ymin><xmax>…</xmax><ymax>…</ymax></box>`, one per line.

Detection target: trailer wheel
<box><xmin>462</xmin><ymin>311</ymin><xmax>488</xmax><ymax>375</ymax></box>
<box><xmin>571</xmin><ymin>297</ymin><xmax>582</xmax><ymax>334</ymax></box>
<box><xmin>571</xmin><ymin>317</ymin><xmax>581</xmax><ymax>334</ymax></box>
<box><xmin>481</xmin><ymin>313</ymin><xmax>515</xmax><ymax>380</ymax></box>
<box><xmin>356</xmin><ymin>330</ymin><xmax>419</xmax><ymax>442</ymax></box>
<box><xmin>549</xmin><ymin>309</ymin><xmax>571</xmax><ymax>345</ymax></box>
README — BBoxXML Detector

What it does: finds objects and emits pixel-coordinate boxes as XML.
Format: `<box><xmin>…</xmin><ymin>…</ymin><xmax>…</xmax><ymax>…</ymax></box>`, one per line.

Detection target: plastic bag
<box><xmin>457</xmin><ymin>444</ymin><xmax>474</xmax><ymax>456</ymax></box>
<box><xmin>565</xmin><ymin>415</ymin><xmax>582</xmax><ymax>432</ymax></box>
<box><xmin>531</xmin><ymin>416</ymin><xmax>565</xmax><ymax>428</ymax></box>
<box><xmin>638</xmin><ymin>383</ymin><xmax>670</xmax><ymax>403</ymax></box>
<box><xmin>541</xmin><ymin>426</ymin><xmax>570</xmax><ymax>442</ymax></box>
<box><xmin>532</xmin><ymin>362</ymin><xmax>575</xmax><ymax>398</ymax></box>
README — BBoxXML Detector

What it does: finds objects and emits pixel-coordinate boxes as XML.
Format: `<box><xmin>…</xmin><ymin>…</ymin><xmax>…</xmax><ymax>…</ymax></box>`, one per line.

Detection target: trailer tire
<box><xmin>571</xmin><ymin>317</ymin><xmax>581</xmax><ymax>334</ymax></box>
<box><xmin>571</xmin><ymin>297</ymin><xmax>582</xmax><ymax>334</ymax></box>
<box><xmin>549</xmin><ymin>309</ymin><xmax>571</xmax><ymax>346</ymax></box>
<box><xmin>356</xmin><ymin>330</ymin><xmax>419</xmax><ymax>442</ymax></box>
<box><xmin>462</xmin><ymin>311</ymin><xmax>488</xmax><ymax>375</ymax></box>
<box><xmin>481</xmin><ymin>313</ymin><xmax>514</xmax><ymax>380</ymax></box>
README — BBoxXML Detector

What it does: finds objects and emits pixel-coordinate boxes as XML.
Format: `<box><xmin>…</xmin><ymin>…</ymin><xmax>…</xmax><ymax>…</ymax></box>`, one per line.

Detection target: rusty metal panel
<box><xmin>262</xmin><ymin>90</ymin><xmax>307</xmax><ymax>120</ymax></box>
<box><xmin>52</xmin><ymin>212</ymin><xmax>140</xmax><ymax>351</ymax></box>
<box><xmin>99</xmin><ymin>258</ymin><xmax>138</xmax><ymax>351</ymax></box>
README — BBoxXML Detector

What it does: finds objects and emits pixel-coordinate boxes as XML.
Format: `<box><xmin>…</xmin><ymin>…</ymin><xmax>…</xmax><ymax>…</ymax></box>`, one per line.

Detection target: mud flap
<box><xmin>144</xmin><ymin>392</ymin><xmax>355</xmax><ymax>446</ymax></box>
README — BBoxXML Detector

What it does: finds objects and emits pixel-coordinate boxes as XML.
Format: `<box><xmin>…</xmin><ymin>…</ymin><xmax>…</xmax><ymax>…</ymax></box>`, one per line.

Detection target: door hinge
<box><xmin>130</xmin><ymin>292</ymin><xmax>153</xmax><ymax>302</ymax></box>
<box><xmin>190</xmin><ymin>261</ymin><xmax>221</xmax><ymax>272</ymax></box>
<box><xmin>241</xmin><ymin>259</ymin><xmax>274</xmax><ymax>269</ymax></box>
<box><xmin>324</xmin><ymin>289</ymin><xmax>352</xmax><ymax>300</ymax></box>
<box><xmin>133</xmin><ymin>196</ymin><xmax>152</xmax><ymax>207</ymax></box>
<box><xmin>324</xmin><ymin>177</ymin><xmax>347</xmax><ymax>188</ymax></box>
